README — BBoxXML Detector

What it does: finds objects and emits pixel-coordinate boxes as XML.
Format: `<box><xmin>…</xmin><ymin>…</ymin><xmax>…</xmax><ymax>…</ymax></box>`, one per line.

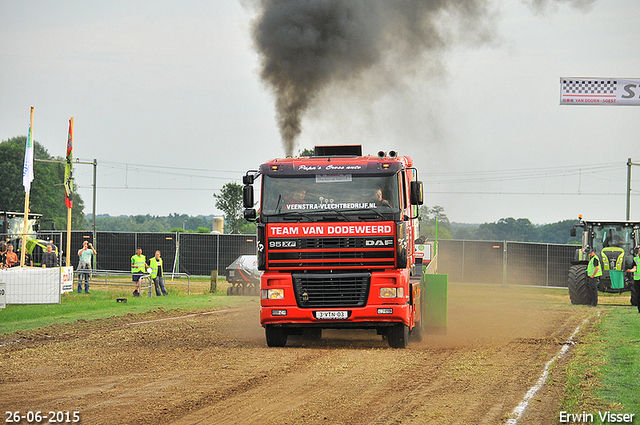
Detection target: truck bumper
<box><xmin>260</xmin><ymin>304</ymin><xmax>412</xmax><ymax>329</ymax></box>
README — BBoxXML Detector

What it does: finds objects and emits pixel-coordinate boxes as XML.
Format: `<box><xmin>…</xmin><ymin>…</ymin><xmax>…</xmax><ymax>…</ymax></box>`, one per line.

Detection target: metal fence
<box><xmin>2</xmin><ymin>231</ymin><xmax>258</xmax><ymax>277</ymax></box>
<box><xmin>437</xmin><ymin>240</ymin><xmax>577</xmax><ymax>287</ymax></box>
<box><xmin>3</xmin><ymin>231</ymin><xmax>578</xmax><ymax>286</ymax></box>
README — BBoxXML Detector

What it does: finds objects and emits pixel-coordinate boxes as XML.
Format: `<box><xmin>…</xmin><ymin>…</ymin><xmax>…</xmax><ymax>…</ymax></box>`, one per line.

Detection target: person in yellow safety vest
<box><xmin>625</xmin><ymin>246</ymin><xmax>640</xmax><ymax>313</ymax></box>
<box><xmin>586</xmin><ymin>246</ymin><xmax>602</xmax><ymax>307</ymax></box>
<box><xmin>131</xmin><ymin>247</ymin><xmax>149</xmax><ymax>298</ymax></box>
<box><xmin>149</xmin><ymin>250</ymin><xmax>168</xmax><ymax>297</ymax></box>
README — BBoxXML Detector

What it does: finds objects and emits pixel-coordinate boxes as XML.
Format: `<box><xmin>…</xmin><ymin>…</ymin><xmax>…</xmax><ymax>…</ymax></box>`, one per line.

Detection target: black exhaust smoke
<box><xmin>250</xmin><ymin>0</ymin><xmax>596</xmax><ymax>157</ymax></box>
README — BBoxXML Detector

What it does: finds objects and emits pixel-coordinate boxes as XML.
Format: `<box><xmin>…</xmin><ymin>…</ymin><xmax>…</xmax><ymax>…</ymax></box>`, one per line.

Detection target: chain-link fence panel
<box><xmin>506</xmin><ymin>242</ymin><xmax>546</xmax><ymax>286</ymax></box>
<box><xmin>438</xmin><ymin>240</ymin><xmax>464</xmax><ymax>283</ymax></box>
<box><xmin>135</xmin><ymin>233</ymin><xmax>177</xmax><ymax>274</ymax></box>
<box><xmin>547</xmin><ymin>244</ymin><xmax>577</xmax><ymax>287</ymax></box>
<box><xmin>438</xmin><ymin>240</ymin><xmax>578</xmax><ymax>287</ymax></box>
<box><xmin>93</xmin><ymin>232</ymin><xmax>136</xmax><ymax>271</ymax></box>
<box><xmin>438</xmin><ymin>240</ymin><xmax>504</xmax><ymax>284</ymax></box>
<box><xmin>177</xmin><ymin>233</ymin><xmax>257</xmax><ymax>276</ymax></box>
<box><xmin>5</xmin><ymin>230</ymin><xmax>577</xmax><ymax>285</ymax></box>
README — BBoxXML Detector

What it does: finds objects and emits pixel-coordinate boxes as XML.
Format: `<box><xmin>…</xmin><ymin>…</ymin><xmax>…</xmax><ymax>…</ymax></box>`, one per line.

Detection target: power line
<box><xmin>79</xmin><ymin>186</ymin><xmax>222</xmax><ymax>191</ymax></box>
<box><xmin>424</xmin><ymin>191</ymin><xmax>626</xmax><ymax>196</ymax></box>
<box><xmin>98</xmin><ymin>160</ymin><xmax>246</xmax><ymax>177</ymax></box>
<box><xmin>422</xmin><ymin>162</ymin><xmax>622</xmax><ymax>185</ymax></box>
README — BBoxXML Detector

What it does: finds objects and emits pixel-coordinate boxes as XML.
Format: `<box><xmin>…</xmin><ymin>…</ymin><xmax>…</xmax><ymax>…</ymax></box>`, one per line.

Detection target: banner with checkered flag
<box><xmin>560</xmin><ymin>78</ymin><xmax>640</xmax><ymax>105</ymax></box>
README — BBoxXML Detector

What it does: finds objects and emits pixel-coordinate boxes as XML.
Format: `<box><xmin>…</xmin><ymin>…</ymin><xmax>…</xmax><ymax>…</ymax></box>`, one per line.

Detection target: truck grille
<box><xmin>292</xmin><ymin>272</ymin><xmax>370</xmax><ymax>308</ymax></box>
<box><xmin>267</xmin><ymin>236</ymin><xmax>395</xmax><ymax>270</ymax></box>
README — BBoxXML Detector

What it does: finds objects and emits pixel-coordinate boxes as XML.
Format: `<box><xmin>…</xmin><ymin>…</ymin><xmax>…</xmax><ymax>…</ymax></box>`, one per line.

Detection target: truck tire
<box><xmin>388</xmin><ymin>323</ymin><xmax>409</xmax><ymax>348</ymax></box>
<box><xmin>631</xmin><ymin>281</ymin><xmax>638</xmax><ymax>306</ymax></box>
<box><xmin>265</xmin><ymin>325</ymin><xmax>287</xmax><ymax>347</ymax></box>
<box><xmin>409</xmin><ymin>320</ymin><xmax>423</xmax><ymax>343</ymax></box>
<box><xmin>568</xmin><ymin>264</ymin><xmax>589</xmax><ymax>305</ymax></box>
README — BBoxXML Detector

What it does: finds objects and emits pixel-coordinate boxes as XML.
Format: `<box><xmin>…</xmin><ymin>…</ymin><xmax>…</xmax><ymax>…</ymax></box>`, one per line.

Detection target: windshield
<box><xmin>6</xmin><ymin>217</ymin><xmax>37</xmax><ymax>237</ymax></box>
<box><xmin>592</xmin><ymin>225</ymin><xmax>634</xmax><ymax>255</ymax></box>
<box><xmin>261</xmin><ymin>174</ymin><xmax>400</xmax><ymax>216</ymax></box>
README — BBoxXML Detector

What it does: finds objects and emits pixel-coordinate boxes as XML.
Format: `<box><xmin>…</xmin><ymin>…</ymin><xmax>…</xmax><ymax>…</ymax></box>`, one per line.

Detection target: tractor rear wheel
<box><xmin>568</xmin><ymin>264</ymin><xmax>589</xmax><ymax>305</ymax></box>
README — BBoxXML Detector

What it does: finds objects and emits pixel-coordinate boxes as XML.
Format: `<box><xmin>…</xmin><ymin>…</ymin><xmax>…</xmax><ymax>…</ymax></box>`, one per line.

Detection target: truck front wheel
<box><xmin>388</xmin><ymin>323</ymin><xmax>409</xmax><ymax>348</ymax></box>
<box><xmin>265</xmin><ymin>325</ymin><xmax>287</xmax><ymax>347</ymax></box>
<box><xmin>568</xmin><ymin>264</ymin><xmax>589</xmax><ymax>305</ymax></box>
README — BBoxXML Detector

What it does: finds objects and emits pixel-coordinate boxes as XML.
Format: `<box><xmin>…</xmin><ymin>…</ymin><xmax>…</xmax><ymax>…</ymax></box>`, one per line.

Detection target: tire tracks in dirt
<box><xmin>1</xmin><ymin>285</ymin><xmax>597</xmax><ymax>425</ymax></box>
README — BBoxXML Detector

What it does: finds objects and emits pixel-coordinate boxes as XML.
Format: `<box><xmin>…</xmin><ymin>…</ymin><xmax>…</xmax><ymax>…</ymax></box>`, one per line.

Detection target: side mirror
<box><xmin>410</xmin><ymin>181</ymin><xmax>424</xmax><ymax>205</ymax></box>
<box><xmin>243</xmin><ymin>185</ymin><xmax>254</xmax><ymax>209</ymax></box>
<box><xmin>244</xmin><ymin>209</ymin><xmax>257</xmax><ymax>221</ymax></box>
<box><xmin>570</xmin><ymin>227</ymin><xmax>576</xmax><ymax>237</ymax></box>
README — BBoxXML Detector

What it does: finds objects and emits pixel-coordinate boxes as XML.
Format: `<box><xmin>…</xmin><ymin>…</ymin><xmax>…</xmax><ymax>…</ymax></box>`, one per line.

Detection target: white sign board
<box><xmin>415</xmin><ymin>244</ymin><xmax>432</xmax><ymax>261</ymax></box>
<box><xmin>0</xmin><ymin>267</ymin><xmax>73</xmax><ymax>305</ymax></box>
<box><xmin>560</xmin><ymin>78</ymin><xmax>640</xmax><ymax>105</ymax></box>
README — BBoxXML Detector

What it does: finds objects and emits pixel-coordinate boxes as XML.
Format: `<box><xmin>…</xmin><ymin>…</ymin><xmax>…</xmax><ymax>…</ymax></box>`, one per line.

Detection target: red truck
<box><xmin>242</xmin><ymin>145</ymin><xmax>424</xmax><ymax>348</ymax></box>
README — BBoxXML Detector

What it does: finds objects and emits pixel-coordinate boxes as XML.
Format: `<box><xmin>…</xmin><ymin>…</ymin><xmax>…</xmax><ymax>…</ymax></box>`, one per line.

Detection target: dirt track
<box><xmin>1</xmin><ymin>284</ymin><xmax>596</xmax><ymax>425</ymax></box>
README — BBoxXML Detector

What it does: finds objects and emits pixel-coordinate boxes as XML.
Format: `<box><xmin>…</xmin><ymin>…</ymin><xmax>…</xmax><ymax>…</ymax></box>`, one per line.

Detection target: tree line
<box><xmin>0</xmin><ymin>136</ymin><xmax>86</xmax><ymax>229</ymax></box>
<box><xmin>419</xmin><ymin>205</ymin><xmax>581</xmax><ymax>245</ymax></box>
<box><xmin>1</xmin><ymin>137</ymin><xmax>254</xmax><ymax>234</ymax></box>
<box><xmin>1</xmin><ymin>136</ymin><xmax>580</xmax><ymax>242</ymax></box>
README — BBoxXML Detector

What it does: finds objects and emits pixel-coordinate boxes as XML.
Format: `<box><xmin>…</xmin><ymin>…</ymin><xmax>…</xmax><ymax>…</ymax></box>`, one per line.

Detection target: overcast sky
<box><xmin>1</xmin><ymin>0</ymin><xmax>639</xmax><ymax>225</ymax></box>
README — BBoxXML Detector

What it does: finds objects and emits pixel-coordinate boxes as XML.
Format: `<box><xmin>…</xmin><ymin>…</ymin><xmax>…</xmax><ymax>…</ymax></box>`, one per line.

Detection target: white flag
<box><xmin>23</xmin><ymin>123</ymin><xmax>34</xmax><ymax>193</ymax></box>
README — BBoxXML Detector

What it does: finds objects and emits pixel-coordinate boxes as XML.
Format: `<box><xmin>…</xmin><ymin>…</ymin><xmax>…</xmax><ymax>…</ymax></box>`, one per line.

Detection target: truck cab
<box><xmin>243</xmin><ymin>145</ymin><xmax>424</xmax><ymax>348</ymax></box>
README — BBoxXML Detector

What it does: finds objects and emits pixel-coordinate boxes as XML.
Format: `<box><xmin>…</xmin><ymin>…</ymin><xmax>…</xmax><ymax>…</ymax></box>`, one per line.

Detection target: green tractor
<box><xmin>1</xmin><ymin>211</ymin><xmax>58</xmax><ymax>267</ymax></box>
<box><xmin>568</xmin><ymin>217</ymin><xmax>640</xmax><ymax>306</ymax></box>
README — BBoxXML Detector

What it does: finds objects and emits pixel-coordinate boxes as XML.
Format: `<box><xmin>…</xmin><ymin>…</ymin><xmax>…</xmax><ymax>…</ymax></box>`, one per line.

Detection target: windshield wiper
<box><xmin>268</xmin><ymin>210</ymin><xmax>315</xmax><ymax>221</ymax></box>
<box><xmin>338</xmin><ymin>208</ymin><xmax>387</xmax><ymax>220</ymax></box>
<box><xmin>267</xmin><ymin>207</ymin><xmax>389</xmax><ymax>222</ymax></box>
<box><xmin>302</xmin><ymin>209</ymin><xmax>353</xmax><ymax>221</ymax></box>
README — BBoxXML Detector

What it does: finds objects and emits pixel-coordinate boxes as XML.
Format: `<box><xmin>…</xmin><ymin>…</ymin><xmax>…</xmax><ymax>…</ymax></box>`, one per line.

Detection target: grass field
<box><xmin>0</xmin><ymin>276</ymin><xmax>244</xmax><ymax>334</ymax></box>
<box><xmin>562</xmin><ymin>296</ymin><xmax>640</xmax><ymax>422</ymax></box>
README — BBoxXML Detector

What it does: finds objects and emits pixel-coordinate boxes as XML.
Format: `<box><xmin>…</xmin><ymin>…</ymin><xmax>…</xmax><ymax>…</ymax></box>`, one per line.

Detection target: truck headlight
<box><xmin>261</xmin><ymin>288</ymin><xmax>284</xmax><ymax>299</ymax></box>
<box><xmin>380</xmin><ymin>287</ymin><xmax>404</xmax><ymax>298</ymax></box>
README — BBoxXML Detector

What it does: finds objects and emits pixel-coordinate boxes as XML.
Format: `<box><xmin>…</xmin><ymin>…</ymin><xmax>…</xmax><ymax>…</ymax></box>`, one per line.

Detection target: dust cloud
<box><xmin>222</xmin><ymin>283</ymin><xmax>577</xmax><ymax>350</ymax></box>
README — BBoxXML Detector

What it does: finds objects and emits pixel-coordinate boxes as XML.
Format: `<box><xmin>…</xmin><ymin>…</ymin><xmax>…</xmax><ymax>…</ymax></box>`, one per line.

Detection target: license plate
<box><xmin>315</xmin><ymin>311</ymin><xmax>348</xmax><ymax>320</ymax></box>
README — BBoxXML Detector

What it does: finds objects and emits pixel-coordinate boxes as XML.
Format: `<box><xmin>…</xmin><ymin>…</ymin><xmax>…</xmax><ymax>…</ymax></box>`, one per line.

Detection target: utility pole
<box><xmin>627</xmin><ymin>158</ymin><xmax>640</xmax><ymax>221</ymax></box>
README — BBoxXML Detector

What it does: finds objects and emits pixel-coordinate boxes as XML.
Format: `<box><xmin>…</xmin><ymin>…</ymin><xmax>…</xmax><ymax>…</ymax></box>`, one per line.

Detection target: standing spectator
<box><xmin>149</xmin><ymin>250</ymin><xmax>168</xmax><ymax>296</ymax></box>
<box><xmin>23</xmin><ymin>250</ymin><xmax>33</xmax><ymax>267</ymax></box>
<box><xmin>586</xmin><ymin>246</ymin><xmax>602</xmax><ymax>307</ymax></box>
<box><xmin>17</xmin><ymin>240</ymin><xmax>33</xmax><ymax>267</ymax></box>
<box><xmin>131</xmin><ymin>247</ymin><xmax>148</xmax><ymax>298</ymax></box>
<box><xmin>626</xmin><ymin>246</ymin><xmax>640</xmax><ymax>313</ymax></box>
<box><xmin>0</xmin><ymin>242</ymin><xmax>7</xmax><ymax>269</ymax></box>
<box><xmin>5</xmin><ymin>243</ymin><xmax>18</xmax><ymax>267</ymax></box>
<box><xmin>42</xmin><ymin>244</ymin><xmax>58</xmax><ymax>268</ymax></box>
<box><xmin>77</xmin><ymin>240</ymin><xmax>96</xmax><ymax>294</ymax></box>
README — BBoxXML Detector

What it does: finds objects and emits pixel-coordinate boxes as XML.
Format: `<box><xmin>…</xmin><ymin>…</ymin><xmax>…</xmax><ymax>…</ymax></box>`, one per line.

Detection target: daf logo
<box><xmin>365</xmin><ymin>240</ymin><xmax>393</xmax><ymax>246</ymax></box>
